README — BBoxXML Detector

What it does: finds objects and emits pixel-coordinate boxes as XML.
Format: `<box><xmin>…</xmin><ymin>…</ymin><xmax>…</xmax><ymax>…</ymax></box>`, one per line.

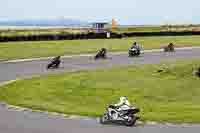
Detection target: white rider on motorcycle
<box><xmin>108</xmin><ymin>97</ymin><xmax>135</xmax><ymax>120</ymax></box>
<box><xmin>52</xmin><ymin>56</ymin><xmax>61</xmax><ymax>62</ymax></box>
<box><xmin>114</xmin><ymin>96</ymin><xmax>135</xmax><ymax>112</ymax></box>
<box><xmin>131</xmin><ymin>42</ymin><xmax>141</xmax><ymax>54</ymax></box>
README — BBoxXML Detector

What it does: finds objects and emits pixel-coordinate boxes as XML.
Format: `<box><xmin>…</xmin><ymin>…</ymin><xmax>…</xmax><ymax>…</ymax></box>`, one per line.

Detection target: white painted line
<box><xmin>0</xmin><ymin>79</ymin><xmax>20</xmax><ymax>87</ymax></box>
<box><xmin>3</xmin><ymin>54</ymin><xmax>94</xmax><ymax>63</ymax></box>
<box><xmin>3</xmin><ymin>46</ymin><xmax>200</xmax><ymax>63</ymax></box>
<box><xmin>1</xmin><ymin>102</ymin><xmax>94</xmax><ymax>120</ymax></box>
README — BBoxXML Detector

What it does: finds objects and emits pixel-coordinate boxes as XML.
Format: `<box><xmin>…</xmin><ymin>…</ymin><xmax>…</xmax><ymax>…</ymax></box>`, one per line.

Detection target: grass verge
<box><xmin>0</xmin><ymin>60</ymin><xmax>200</xmax><ymax>123</ymax></box>
<box><xmin>1</xmin><ymin>36</ymin><xmax>200</xmax><ymax>60</ymax></box>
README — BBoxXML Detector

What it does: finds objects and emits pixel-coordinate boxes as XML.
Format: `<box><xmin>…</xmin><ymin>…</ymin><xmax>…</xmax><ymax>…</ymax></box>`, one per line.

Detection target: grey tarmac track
<box><xmin>0</xmin><ymin>47</ymin><xmax>200</xmax><ymax>133</ymax></box>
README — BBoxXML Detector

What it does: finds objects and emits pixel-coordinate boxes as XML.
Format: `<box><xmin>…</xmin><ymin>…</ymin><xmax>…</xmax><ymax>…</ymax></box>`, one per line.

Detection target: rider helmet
<box><xmin>120</xmin><ymin>96</ymin><xmax>128</xmax><ymax>103</ymax></box>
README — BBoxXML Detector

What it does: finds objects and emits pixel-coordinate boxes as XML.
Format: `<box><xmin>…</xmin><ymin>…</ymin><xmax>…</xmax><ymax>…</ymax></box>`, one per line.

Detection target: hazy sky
<box><xmin>1</xmin><ymin>0</ymin><xmax>199</xmax><ymax>25</ymax></box>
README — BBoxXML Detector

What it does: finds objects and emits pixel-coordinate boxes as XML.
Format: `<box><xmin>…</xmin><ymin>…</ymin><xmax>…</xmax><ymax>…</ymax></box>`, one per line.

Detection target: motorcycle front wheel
<box><xmin>46</xmin><ymin>63</ymin><xmax>52</xmax><ymax>69</ymax></box>
<box><xmin>100</xmin><ymin>113</ymin><xmax>109</xmax><ymax>124</ymax></box>
<box><xmin>128</xmin><ymin>51</ymin><xmax>134</xmax><ymax>57</ymax></box>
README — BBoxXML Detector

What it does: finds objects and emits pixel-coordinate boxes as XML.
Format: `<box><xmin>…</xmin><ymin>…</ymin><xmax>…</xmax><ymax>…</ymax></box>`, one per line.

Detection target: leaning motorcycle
<box><xmin>164</xmin><ymin>47</ymin><xmax>175</xmax><ymax>52</ymax></box>
<box><xmin>94</xmin><ymin>49</ymin><xmax>107</xmax><ymax>60</ymax></box>
<box><xmin>100</xmin><ymin>105</ymin><xmax>140</xmax><ymax>126</ymax></box>
<box><xmin>128</xmin><ymin>48</ymin><xmax>141</xmax><ymax>57</ymax></box>
<box><xmin>46</xmin><ymin>57</ymin><xmax>61</xmax><ymax>69</ymax></box>
<box><xmin>163</xmin><ymin>44</ymin><xmax>175</xmax><ymax>52</ymax></box>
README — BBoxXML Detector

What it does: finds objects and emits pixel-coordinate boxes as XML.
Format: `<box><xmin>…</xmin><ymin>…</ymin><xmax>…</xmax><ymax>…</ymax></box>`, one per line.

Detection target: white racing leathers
<box><xmin>108</xmin><ymin>99</ymin><xmax>135</xmax><ymax>120</ymax></box>
<box><xmin>114</xmin><ymin>99</ymin><xmax>131</xmax><ymax>111</ymax></box>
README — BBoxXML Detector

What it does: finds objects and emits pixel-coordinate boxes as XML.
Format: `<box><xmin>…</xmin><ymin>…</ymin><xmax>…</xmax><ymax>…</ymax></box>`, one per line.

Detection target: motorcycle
<box><xmin>94</xmin><ymin>48</ymin><xmax>107</xmax><ymax>60</ymax></box>
<box><xmin>163</xmin><ymin>43</ymin><xmax>175</xmax><ymax>52</ymax></box>
<box><xmin>100</xmin><ymin>105</ymin><xmax>140</xmax><ymax>126</ymax></box>
<box><xmin>46</xmin><ymin>56</ymin><xmax>61</xmax><ymax>69</ymax></box>
<box><xmin>128</xmin><ymin>48</ymin><xmax>141</xmax><ymax>57</ymax></box>
<box><xmin>195</xmin><ymin>67</ymin><xmax>200</xmax><ymax>77</ymax></box>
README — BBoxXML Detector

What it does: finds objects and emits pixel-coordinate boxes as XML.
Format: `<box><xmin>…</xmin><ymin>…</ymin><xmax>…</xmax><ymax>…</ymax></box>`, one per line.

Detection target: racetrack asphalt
<box><xmin>0</xmin><ymin>47</ymin><xmax>200</xmax><ymax>133</ymax></box>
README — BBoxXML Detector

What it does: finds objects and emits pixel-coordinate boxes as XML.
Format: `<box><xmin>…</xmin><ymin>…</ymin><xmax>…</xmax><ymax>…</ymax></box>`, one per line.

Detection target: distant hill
<box><xmin>0</xmin><ymin>18</ymin><xmax>89</xmax><ymax>27</ymax></box>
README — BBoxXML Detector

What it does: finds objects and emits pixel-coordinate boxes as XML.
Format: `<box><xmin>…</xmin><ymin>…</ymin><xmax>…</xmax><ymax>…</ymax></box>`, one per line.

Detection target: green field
<box><xmin>109</xmin><ymin>25</ymin><xmax>200</xmax><ymax>33</ymax></box>
<box><xmin>109</xmin><ymin>26</ymin><xmax>164</xmax><ymax>33</ymax></box>
<box><xmin>1</xmin><ymin>25</ymin><xmax>200</xmax><ymax>37</ymax></box>
<box><xmin>0</xmin><ymin>28</ymin><xmax>86</xmax><ymax>37</ymax></box>
<box><xmin>1</xmin><ymin>35</ymin><xmax>200</xmax><ymax>60</ymax></box>
<box><xmin>0</xmin><ymin>60</ymin><xmax>200</xmax><ymax>123</ymax></box>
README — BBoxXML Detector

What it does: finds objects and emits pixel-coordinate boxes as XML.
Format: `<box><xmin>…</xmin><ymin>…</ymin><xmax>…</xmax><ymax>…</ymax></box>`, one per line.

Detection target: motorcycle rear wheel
<box><xmin>125</xmin><ymin>116</ymin><xmax>137</xmax><ymax>127</ymax></box>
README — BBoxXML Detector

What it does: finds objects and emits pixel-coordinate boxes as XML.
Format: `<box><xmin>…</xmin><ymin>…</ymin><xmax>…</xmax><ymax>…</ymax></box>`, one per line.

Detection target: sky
<box><xmin>0</xmin><ymin>0</ymin><xmax>199</xmax><ymax>25</ymax></box>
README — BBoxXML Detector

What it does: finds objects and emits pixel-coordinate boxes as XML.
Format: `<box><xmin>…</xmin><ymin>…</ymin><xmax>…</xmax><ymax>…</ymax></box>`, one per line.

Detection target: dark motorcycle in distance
<box><xmin>100</xmin><ymin>105</ymin><xmax>140</xmax><ymax>126</ymax></box>
<box><xmin>194</xmin><ymin>67</ymin><xmax>200</xmax><ymax>78</ymax></box>
<box><xmin>164</xmin><ymin>43</ymin><xmax>175</xmax><ymax>52</ymax></box>
<box><xmin>94</xmin><ymin>48</ymin><xmax>107</xmax><ymax>60</ymax></box>
<box><xmin>46</xmin><ymin>56</ymin><xmax>61</xmax><ymax>69</ymax></box>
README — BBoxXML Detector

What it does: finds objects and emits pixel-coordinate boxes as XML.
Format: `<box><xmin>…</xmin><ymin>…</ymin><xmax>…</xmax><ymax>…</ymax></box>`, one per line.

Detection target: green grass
<box><xmin>109</xmin><ymin>26</ymin><xmax>164</xmax><ymax>33</ymax></box>
<box><xmin>1</xmin><ymin>25</ymin><xmax>199</xmax><ymax>37</ymax></box>
<box><xmin>0</xmin><ymin>26</ymin><xmax>174</xmax><ymax>37</ymax></box>
<box><xmin>109</xmin><ymin>25</ymin><xmax>200</xmax><ymax>33</ymax></box>
<box><xmin>1</xmin><ymin>35</ymin><xmax>200</xmax><ymax>60</ymax></box>
<box><xmin>0</xmin><ymin>28</ymin><xmax>85</xmax><ymax>37</ymax></box>
<box><xmin>0</xmin><ymin>60</ymin><xmax>200</xmax><ymax>123</ymax></box>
